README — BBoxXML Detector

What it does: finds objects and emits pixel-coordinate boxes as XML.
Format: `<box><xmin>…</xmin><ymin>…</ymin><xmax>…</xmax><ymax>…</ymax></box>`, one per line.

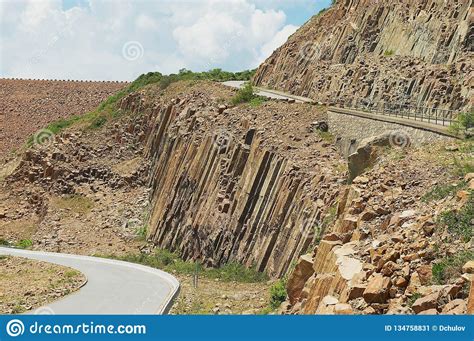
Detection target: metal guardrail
<box><xmin>334</xmin><ymin>98</ymin><xmax>459</xmax><ymax>127</ymax></box>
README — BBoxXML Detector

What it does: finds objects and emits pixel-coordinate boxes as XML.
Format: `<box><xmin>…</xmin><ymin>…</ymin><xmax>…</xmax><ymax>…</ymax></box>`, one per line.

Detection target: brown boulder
<box><xmin>462</xmin><ymin>261</ymin><xmax>474</xmax><ymax>274</ymax></box>
<box><xmin>442</xmin><ymin>299</ymin><xmax>467</xmax><ymax>315</ymax></box>
<box><xmin>416</xmin><ymin>265</ymin><xmax>432</xmax><ymax>285</ymax></box>
<box><xmin>363</xmin><ymin>274</ymin><xmax>391</xmax><ymax>303</ymax></box>
<box><xmin>287</xmin><ymin>253</ymin><xmax>314</xmax><ymax>305</ymax></box>
<box><xmin>412</xmin><ymin>293</ymin><xmax>439</xmax><ymax>314</ymax></box>
<box><xmin>467</xmin><ymin>281</ymin><xmax>474</xmax><ymax>314</ymax></box>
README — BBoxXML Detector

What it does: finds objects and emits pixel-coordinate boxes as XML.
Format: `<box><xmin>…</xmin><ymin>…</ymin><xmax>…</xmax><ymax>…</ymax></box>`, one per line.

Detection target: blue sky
<box><xmin>0</xmin><ymin>0</ymin><xmax>331</xmax><ymax>81</ymax></box>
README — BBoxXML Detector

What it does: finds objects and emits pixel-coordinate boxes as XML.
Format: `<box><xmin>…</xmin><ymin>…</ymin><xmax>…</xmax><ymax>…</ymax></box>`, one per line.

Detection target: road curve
<box><xmin>222</xmin><ymin>81</ymin><xmax>314</xmax><ymax>103</ymax></box>
<box><xmin>0</xmin><ymin>247</ymin><xmax>180</xmax><ymax>315</ymax></box>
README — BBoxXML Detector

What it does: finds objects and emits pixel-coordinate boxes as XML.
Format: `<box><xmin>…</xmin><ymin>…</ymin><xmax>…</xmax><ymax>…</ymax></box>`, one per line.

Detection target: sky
<box><xmin>0</xmin><ymin>0</ymin><xmax>331</xmax><ymax>81</ymax></box>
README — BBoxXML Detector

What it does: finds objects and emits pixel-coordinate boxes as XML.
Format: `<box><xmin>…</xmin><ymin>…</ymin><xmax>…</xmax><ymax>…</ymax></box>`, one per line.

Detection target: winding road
<box><xmin>222</xmin><ymin>81</ymin><xmax>314</xmax><ymax>103</ymax></box>
<box><xmin>0</xmin><ymin>247</ymin><xmax>179</xmax><ymax>315</ymax></box>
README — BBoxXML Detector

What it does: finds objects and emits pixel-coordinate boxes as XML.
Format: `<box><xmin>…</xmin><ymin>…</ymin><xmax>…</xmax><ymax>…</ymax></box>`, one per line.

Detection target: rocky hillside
<box><xmin>0</xmin><ymin>78</ymin><xmax>472</xmax><ymax>315</ymax></box>
<box><xmin>0</xmin><ymin>79</ymin><xmax>127</xmax><ymax>160</ymax></box>
<box><xmin>254</xmin><ymin>0</ymin><xmax>473</xmax><ymax>111</ymax></box>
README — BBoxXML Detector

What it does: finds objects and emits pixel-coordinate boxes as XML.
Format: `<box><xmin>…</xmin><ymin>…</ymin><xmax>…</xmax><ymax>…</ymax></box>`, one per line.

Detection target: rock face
<box><xmin>279</xmin><ymin>144</ymin><xmax>473</xmax><ymax>315</ymax></box>
<box><xmin>254</xmin><ymin>0</ymin><xmax>473</xmax><ymax>112</ymax></box>
<box><xmin>119</xmin><ymin>83</ymin><xmax>345</xmax><ymax>277</ymax></box>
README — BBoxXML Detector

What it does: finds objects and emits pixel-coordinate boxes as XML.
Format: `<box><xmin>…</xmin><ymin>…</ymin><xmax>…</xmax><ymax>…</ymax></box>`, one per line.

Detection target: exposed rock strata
<box><xmin>119</xmin><ymin>84</ymin><xmax>345</xmax><ymax>277</ymax></box>
<box><xmin>254</xmin><ymin>0</ymin><xmax>473</xmax><ymax>112</ymax></box>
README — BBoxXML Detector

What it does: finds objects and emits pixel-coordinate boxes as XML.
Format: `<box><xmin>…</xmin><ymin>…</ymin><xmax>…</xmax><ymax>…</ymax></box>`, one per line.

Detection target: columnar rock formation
<box><xmin>119</xmin><ymin>84</ymin><xmax>344</xmax><ymax>277</ymax></box>
<box><xmin>254</xmin><ymin>0</ymin><xmax>473</xmax><ymax>112</ymax></box>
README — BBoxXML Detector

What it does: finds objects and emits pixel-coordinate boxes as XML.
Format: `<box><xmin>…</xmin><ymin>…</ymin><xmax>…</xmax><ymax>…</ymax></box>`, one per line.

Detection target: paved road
<box><xmin>222</xmin><ymin>81</ymin><xmax>314</xmax><ymax>103</ymax></box>
<box><xmin>0</xmin><ymin>247</ymin><xmax>179</xmax><ymax>315</ymax></box>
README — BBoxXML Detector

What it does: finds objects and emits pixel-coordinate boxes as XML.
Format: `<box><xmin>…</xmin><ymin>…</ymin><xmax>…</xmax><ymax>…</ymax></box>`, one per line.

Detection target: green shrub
<box><xmin>432</xmin><ymin>250</ymin><xmax>474</xmax><ymax>284</ymax></box>
<box><xmin>269</xmin><ymin>279</ymin><xmax>287</xmax><ymax>309</ymax></box>
<box><xmin>437</xmin><ymin>192</ymin><xmax>474</xmax><ymax>242</ymax></box>
<box><xmin>231</xmin><ymin>83</ymin><xmax>257</xmax><ymax>105</ymax></box>
<box><xmin>0</xmin><ymin>239</ymin><xmax>10</xmax><ymax>246</ymax></box>
<box><xmin>450</xmin><ymin>111</ymin><xmax>474</xmax><ymax>137</ymax></box>
<box><xmin>15</xmin><ymin>239</ymin><xmax>33</xmax><ymax>249</ymax></box>
<box><xmin>384</xmin><ymin>50</ymin><xmax>395</xmax><ymax>57</ymax></box>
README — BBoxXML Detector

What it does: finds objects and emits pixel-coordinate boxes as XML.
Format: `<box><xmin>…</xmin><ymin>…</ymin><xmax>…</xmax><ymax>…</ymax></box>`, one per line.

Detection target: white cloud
<box><xmin>0</xmin><ymin>0</ymin><xmax>301</xmax><ymax>80</ymax></box>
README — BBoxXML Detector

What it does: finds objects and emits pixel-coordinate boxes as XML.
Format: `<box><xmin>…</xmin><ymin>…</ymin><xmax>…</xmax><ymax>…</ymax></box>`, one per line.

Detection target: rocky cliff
<box><xmin>254</xmin><ymin>0</ymin><xmax>473</xmax><ymax>111</ymax></box>
<box><xmin>118</xmin><ymin>82</ymin><xmax>346</xmax><ymax>277</ymax></box>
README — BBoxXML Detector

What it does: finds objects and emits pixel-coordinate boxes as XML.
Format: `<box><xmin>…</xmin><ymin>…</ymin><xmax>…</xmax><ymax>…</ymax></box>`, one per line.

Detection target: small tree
<box><xmin>450</xmin><ymin>111</ymin><xmax>474</xmax><ymax>137</ymax></box>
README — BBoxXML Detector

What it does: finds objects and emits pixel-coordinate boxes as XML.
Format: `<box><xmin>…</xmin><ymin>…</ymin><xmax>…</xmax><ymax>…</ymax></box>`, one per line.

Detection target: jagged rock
<box><xmin>412</xmin><ymin>293</ymin><xmax>439</xmax><ymax>314</ymax></box>
<box><xmin>334</xmin><ymin>303</ymin><xmax>353</xmax><ymax>315</ymax></box>
<box><xmin>462</xmin><ymin>261</ymin><xmax>474</xmax><ymax>274</ymax></box>
<box><xmin>287</xmin><ymin>254</ymin><xmax>314</xmax><ymax>305</ymax></box>
<box><xmin>347</xmin><ymin>133</ymin><xmax>393</xmax><ymax>183</ymax></box>
<box><xmin>442</xmin><ymin>299</ymin><xmax>467</xmax><ymax>315</ymax></box>
<box><xmin>363</xmin><ymin>274</ymin><xmax>391</xmax><ymax>304</ymax></box>
<box><xmin>254</xmin><ymin>0</ymin><xmax>471</xmax><ymax>112</ymax></box>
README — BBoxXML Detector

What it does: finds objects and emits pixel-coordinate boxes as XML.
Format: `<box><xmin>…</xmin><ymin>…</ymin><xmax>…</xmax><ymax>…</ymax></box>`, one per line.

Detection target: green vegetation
<box><xmin>453</xmin><ymin>157</ymin><xmax>474</xmax><ymax>177</ymax></box>
<box><xmin>15</xmin><ymin>239</ymin><xmax>33</xmax><ymax>249</ymax></box>
<box><xmin>437</xmin><ymin>192</ymin><xmax>473</xmax><ymax>242</ymax></box>
<box><xmin>422</xmin><ymin>181</ymin><xmax>467</xmax><ymax>202</ymax></box>
<box><xmin>65</xmin><ymin>270</ymin><xmax>80</xmax><ymax>278</ymax></box>
<box><xmin>51</xmin><ymin>195</ymin><xmax>94</xmax><ymax>214</ymax></box>
<box><xmin>384</xmin><ymin>50</ymin><xmax>395</xmax><ymax>57</ymax></box>
<box><xmin>450</xmin><ymin>111</ymin><xmax>474</xmax><ymax>137</ymax></box>
<box><xmin>231</xmin><ymin>82</ymin><xmax>265</xmax><ymax>106</ymax></box>
<box><xmin>28</xmin><ymin>68</ymin><xmax>255</xmax><ymax>141</ymax></box>
<box><xmin>0</xmin><ymin>239</ymin><xmax>10</xmax><ymax>246</ymax></box>
<box><xmin>318</xmin><ymin>131</ymin><xmax>335</xmax><ymax>143</ymax></box>
<box><xmin>269</xmin><ymin>278</ymin><xmax>287</xmax><ymax>310</ymax></box>
<box><xmin>407</xmin><ymin>292</ymin><xmax>422</xmax><ymax>307</ymax></box>
<box><xmin>136</xmin><ymin>225</ymin><xmax>148</xmax><ymax>240</ymax></box>
<box><xmin>432</xmin><ymin>250</ymin><xmax>474</xmax><ymax>284</ymax></box>
<box><xmin>100</xmin><ymin>249</ymin><xmax>268</xmax><ymax>283</ymax></box>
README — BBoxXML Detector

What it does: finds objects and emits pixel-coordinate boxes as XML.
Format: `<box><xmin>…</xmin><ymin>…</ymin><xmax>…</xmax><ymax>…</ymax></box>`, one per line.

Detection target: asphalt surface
<box><xmin>222</xmin><ymin>81</ymin><xmax>313</xmax><ymax>103</ymax></box>
<box><xmin>0</xmin><ymin>247</ymin><xmax>180</xmax><ymax>315</ymax></box>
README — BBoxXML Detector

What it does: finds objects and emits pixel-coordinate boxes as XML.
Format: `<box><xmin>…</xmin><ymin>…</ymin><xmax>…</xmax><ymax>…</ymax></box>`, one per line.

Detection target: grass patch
<box><xmin>432</xmin><ymin>250</ymin><xmax>474</xmax><ymax>284</ymax></box>
<box><xmin>318</xmin><ymin>131</ymin><xmax>335</xmax><ymax>143</ymax></box>
<box><xmin>65</xmin><ymin>270</ymin><xmax>80</xmax><ymax>278</ymax></box>
<box><xmin>15</xmin><ymin>239</ymin><xmax>33</xmax><ymax>249</ymax></box>
<box><xmin>0</xmin><ymin>239</ymin><xmax>10</xmax><ymax>246</ymax></box>
<box><xmin>248</xmin><ymin>97</ymin><xmax>266</xmax><ymax>107</ymax></box>
<box><xmin>384</xmin><ymin>50</ymin><xmax>395</xmax><ymax>57</ymax></box>
<box><xmin>51</xmin><ymin>195</ymin><xmax>94</xmax><ymax>214</ymax></box>
<box><xmin>422</xmin><ymin>181</ymin><xmax>467</xmax><ymax>202</ymax></box>
<box><xmin>437</xmin><ymin>192</ymin><xmax>474</xmax><ymax>242</ymax></box>
<box><xmin>100</xmin><ymin>250</ymin><xmax>268</xmax><ymax>283</ymax></box>
<box><xmin>407</xmin><ymin>292</ymin><xmax>422</xmax><ymax>307</ymax></box>
<box><xmin>453</xmin><ymin>157</ymin><xmax>474</xmax><ymax>177</ymax></box>
<box><xmin>136</xmin><ymin>225</ymin><xmax>148</xmax><ymax>240</ymax></box>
